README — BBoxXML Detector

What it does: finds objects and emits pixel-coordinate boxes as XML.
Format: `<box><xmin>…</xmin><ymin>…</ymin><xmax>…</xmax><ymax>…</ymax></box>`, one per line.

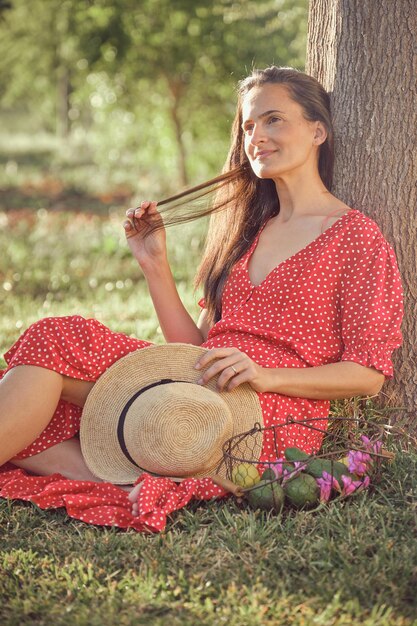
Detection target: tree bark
<box><xmin>306</xmin><ymin>0</ymin><xmax>417</xmax><ymax>426</ymax></box>
<box><xmin>167</xmin><ymin>79</ymin><xmax>189</xmax><ymax>188</ymax></box>
<box><xmin>56</xmin><ymin>64</ymin><xmax>70</xmax><ymax>138</ymax></box>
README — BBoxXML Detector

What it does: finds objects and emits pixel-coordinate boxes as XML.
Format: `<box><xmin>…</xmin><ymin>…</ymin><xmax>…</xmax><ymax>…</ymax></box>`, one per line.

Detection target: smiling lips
<box><xmin>254</xmin><ymin>150</ymin><xmax>276</xmax><ymax>159</ymax></box>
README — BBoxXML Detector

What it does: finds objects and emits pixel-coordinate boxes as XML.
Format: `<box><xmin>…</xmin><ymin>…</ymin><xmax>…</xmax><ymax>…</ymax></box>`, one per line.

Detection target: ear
<box><xmin>313</xmin><ymin>121</ymin><xmax>327</xmax><ymax>146</ymax></box>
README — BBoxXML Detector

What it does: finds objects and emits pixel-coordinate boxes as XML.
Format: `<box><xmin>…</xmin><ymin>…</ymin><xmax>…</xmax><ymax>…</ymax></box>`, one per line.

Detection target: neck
<box><xmin>273</xmin><ymin>169</ymin><xmax>331</xmax><ymax>222</ymax></box>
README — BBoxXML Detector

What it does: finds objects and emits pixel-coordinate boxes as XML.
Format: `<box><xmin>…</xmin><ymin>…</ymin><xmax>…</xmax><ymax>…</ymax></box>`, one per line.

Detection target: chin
<box><xmin>251</xmin><ymin>165</ymin><xmax>279</xmax><ymax>180</ymax></box>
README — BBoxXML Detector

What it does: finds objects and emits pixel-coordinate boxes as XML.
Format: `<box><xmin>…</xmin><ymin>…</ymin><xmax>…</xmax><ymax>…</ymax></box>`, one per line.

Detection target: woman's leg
<box><xmin>1</xmin><ymin>364</ymin><xmax>137</xmax><ymax>502</ymax></box>
<box><xmin>12</xmin><ymin>437</ymin><xmax>101</xmax><ymax>481</ymax></box>
<box><xmin>0</xmin><ymin>364</ymin><xmax>95</xmax><ymax>466</ymax></box>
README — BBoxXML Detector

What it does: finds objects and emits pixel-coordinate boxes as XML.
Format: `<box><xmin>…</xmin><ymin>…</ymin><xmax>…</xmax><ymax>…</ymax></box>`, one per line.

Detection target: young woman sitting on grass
<box><xmin>0</xmin><ymin>66</ymin><xmax>403</xmax><ymax>509</ymax></box>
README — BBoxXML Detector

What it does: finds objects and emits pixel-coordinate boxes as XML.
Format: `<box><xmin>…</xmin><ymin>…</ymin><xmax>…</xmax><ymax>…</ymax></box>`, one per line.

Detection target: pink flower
<box><xmin>360</xmin><ymin>435</ymin><xmax>371</xmax><ymax>447</ymax></box>
<box><xmin>347</xmin><ymin>450</ymin><xmax>372</xmax><ymax>476</ymax></box>
<box><xmin>362</xmin><ymin>475</ymin><xmax>371</xmax><ymax>489</ymax></box>
<box><xmin>282</xmin><ymin>462</ymin><xmax>305</xmax><ymax>484</ymax></box>
<box><xmin>270</xmin><ymin>458</ymin><xmax>285</xmax><ymax>479</ymax></box>
<box><xmin>340</xmin><ymin>474</ymin><xmax>370</xmax><ymax>497</ymax></box>
<box><xmin>294</xmin><ymin>461</ymin><xmax>308</xmax><ymax>472</ymax></box>
<box><xmin>316</xmin><ymin>471</ymin><xmax>340</xmax><ymax>502</ymax></box>
<box><xmin>360</xmin><ymin>435</ymin><xmax>383</xmax><ymax>456</ymax></box>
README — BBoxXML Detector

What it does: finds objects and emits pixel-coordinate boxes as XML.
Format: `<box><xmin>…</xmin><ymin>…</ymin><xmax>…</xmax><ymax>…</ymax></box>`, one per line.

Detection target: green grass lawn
<box><xmin>1</xmin><ymin>208</ymin><xmax>416</xmax><ymax>625</ymax></box>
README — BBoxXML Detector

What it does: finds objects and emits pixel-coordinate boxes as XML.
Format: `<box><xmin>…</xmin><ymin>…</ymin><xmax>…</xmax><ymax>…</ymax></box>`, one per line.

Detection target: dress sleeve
<box><xmin>339</xmin><ymin>235</ymin><xmax>403</xmax><ymax>378</ymax></box>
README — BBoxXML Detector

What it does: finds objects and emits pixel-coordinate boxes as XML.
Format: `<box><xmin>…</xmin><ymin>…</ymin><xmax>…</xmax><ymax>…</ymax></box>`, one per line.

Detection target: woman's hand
<box><xmin>123</xmin><ymin>201</ymin><xmax>167</xmax><ymax>272</ymax></box>
<box><xmin>195</xmin><ymin>347</ymin><xmax>269</xmax><ymax>393</ymax></box>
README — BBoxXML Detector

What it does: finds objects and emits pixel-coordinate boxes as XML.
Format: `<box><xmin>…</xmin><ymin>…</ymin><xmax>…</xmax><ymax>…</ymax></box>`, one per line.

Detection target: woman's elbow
<box><xmin>363</xmin><ymin>370</ymin><xmax>386</xmax><ymax>396</ymax></box>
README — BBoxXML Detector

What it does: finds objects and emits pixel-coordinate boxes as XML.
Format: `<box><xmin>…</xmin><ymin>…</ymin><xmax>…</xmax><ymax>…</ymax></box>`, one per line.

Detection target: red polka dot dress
<box><xmin>0</xmin><ymin>209</ymin><xmax>403</xmax><ymax>527</ymax></box>
<box><xmin>202</xmin><ymin>209</ymin><xmax>403</xmax><ymax>463</ymax></box>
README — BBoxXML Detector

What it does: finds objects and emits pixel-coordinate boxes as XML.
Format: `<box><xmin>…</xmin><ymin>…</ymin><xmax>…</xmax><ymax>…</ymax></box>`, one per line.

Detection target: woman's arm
<box><xmin>258</xmin><ymin>361</ymin><xmax>385</xmax><ymax>399</ymax></box>
<box><xmin>195</xmin><ymin>348</ymin><xmax>385</xmax><ymax>398</ymax></box>
<box><xmin>124</xmin><ymin>201</ymin><xmax>207</xmax><ymax>345</ymax></box>
<box><xmin>144</xmin><ymin>262</ymin><xmax>205</xmax><ymax>345</ymax></box>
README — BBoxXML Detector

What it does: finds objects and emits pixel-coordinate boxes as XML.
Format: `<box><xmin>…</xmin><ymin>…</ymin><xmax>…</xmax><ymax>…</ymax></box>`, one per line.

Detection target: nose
<box><xmin>248</xmin><ymin>123</ymin><xmax>266</xmax><ymax>147</ymax></box>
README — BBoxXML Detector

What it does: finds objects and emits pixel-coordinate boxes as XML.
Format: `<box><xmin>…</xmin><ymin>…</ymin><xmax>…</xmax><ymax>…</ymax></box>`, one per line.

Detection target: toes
<box><xmin>128</xmin><ymin>482</ymin><xmax>142</xmax><ymax>503</ymax></box>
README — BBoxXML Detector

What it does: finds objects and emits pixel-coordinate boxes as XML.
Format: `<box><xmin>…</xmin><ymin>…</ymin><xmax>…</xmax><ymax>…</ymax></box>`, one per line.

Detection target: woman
<box><xmin>0</xmin><ymin>67</ymin><xmax>403</xmax><ymax>505</ymax></box>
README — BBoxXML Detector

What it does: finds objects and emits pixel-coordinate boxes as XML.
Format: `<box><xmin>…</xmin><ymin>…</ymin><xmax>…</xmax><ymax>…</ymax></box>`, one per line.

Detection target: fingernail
<box><xmin>195</xmin><ymin>363</ymin><xmax>201</xmax><ymax>370</ymax></box>
<box><xmin>197</xmin><ymin>378</ymin><xmax>203</xmax><ymax>385</ymax></box>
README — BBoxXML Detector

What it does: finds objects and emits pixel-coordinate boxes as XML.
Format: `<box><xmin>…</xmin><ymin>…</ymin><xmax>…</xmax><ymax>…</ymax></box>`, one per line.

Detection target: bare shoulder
<box><xmin>320</xmin><ymin>200</ymin><xmax>353</xmax><ymax>231</ymax></box>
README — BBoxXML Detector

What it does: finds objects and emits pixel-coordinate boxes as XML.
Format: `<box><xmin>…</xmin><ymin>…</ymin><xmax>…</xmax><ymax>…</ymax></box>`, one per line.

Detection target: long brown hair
<box><xmin>152</xmin><ymin>67</ymin><xmax>334</xmax><ymax>325</ymax></box>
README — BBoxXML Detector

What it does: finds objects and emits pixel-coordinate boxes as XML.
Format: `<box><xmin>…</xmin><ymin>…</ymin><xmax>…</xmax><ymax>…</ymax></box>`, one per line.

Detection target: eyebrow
<box><xmin>242</xmin><ymin>109</ymin><xmax>284</xmax><ymax>124</ymax></box>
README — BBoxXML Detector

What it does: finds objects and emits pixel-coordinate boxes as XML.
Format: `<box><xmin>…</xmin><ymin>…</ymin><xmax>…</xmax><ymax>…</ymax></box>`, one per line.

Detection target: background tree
<box><xmin>0</xmin><ymin>0</ymin><xmax>308</xmax><ymax>190</ymax></box>
<box><xmin>120</xmin><ymin>0</ymin><xmax>307</xmax><ymax>185</ymax></box>
<box><xmin>306</xmin><ymin>0</ymin><xmax>417</xmax><ymax>425</ymax></box>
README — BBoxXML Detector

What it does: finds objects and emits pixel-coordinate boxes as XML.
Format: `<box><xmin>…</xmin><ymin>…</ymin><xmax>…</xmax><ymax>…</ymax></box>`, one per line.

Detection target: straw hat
<box><xmin>80</xmin><ymin>343</ymin><xmax>263</xmax><ymax>484</ymax></box>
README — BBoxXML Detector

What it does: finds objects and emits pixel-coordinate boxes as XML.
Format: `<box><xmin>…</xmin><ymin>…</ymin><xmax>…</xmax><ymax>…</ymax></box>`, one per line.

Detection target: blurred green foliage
<box><xmin>0</xmin><ymin>0</ymin><xmax>308</xmax><ymax>197</ymax></box>
<box><xmin>0</xmin><ymin>208</ymin><xmax>206</xmax><ymax>358</ymax></box>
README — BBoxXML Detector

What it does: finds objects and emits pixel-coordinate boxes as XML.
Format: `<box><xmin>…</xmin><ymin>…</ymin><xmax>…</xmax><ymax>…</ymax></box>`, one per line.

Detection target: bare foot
<box><xmin>128</xmin><ymin>482</ymin><xmax>143</xmax><ymax>517</ymax></box>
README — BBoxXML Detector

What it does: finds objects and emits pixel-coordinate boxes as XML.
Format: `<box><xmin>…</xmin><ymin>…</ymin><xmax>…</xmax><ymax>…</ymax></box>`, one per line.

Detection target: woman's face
<box><xmin>241</xmin><ymin>83</ymin><xmax>325</xmax><ymax>181</ymax></box>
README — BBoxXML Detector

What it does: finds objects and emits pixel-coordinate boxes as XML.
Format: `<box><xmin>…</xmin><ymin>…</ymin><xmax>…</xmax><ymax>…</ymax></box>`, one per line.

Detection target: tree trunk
<box><xmin>167</xmin><ymin>79</ymin><xmax>189</xmax><ymax>188</ymax></box>
<box><xmin>56</xmin><ymin>64</ymin><xmax>70</xmax><ymax>138</ymax></box>
<box><xmin>306</xmin><ymin>0</ymin><xmax>417</xmax><ymax>426</ymax></box>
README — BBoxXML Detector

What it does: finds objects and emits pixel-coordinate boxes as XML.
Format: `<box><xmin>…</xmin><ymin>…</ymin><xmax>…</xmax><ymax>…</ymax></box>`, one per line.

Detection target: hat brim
<box><xmin>80</xmin><ymin>343</ymin><xmax>263</xmax><ymax>484</ymax></box>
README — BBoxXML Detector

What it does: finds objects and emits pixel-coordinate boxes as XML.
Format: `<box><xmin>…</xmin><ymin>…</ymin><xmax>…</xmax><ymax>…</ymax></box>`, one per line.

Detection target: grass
<box><xmin>1</xmin><ymin>207</ymin><xmax>416</xmax><ymax>625</ymax></box>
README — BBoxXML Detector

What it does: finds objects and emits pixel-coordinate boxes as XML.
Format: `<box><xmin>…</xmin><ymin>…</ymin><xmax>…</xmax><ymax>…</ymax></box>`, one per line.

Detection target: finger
<box><xmin>216</xmin><ymin>357</ymin><xmax>248</xmax><ymax>391</ymax></box>
<box><xmin>198</xmin><ymin>356</ymin><xmax>247</xmax><ymax>389</ymax></box>
<box><xmin>137</xmin><ymin>201</ymin><xmax>157</xmax><ymax>217</ymax></box>
<box><xmin>134</xmin><ymin>202</ymin><xmax>162</xmax><ymax>228</ymax></box>
<box><xmin>147</xmin><ymin>200</ymin><xmax>159</xmax><ymax>214</ymax></box>
<box><xmin>126</xmin><ymin>201</ymin><xmax>153</xmax><ymax>218</ymax></box>
<box><xmin>195</xmin><ymin>348</ymin><xmax>237</xmax><ymax>371</ymax></box>
<box><xmin>216</xmin><ymin>365</ymin><xmax>242</xmax><ymax>392</ymax></box>
<box><xmin>126</xmin><ymin>207</ymin><xmax>138</xmax><ymax>218</ymax></box>
<box><xmin>227</xmin><ymin>371</ymin><xmax>249</xmax><ymax>391</ymax></box>
<box><xmin>123</xmin><ymin>218</ymin><xmax>135</xmax><ymax>231</ymax></box>
<box><xmin>123</xmin><ymin>218</ymin><xmax>140</xmax><ymax>237</ymax></box>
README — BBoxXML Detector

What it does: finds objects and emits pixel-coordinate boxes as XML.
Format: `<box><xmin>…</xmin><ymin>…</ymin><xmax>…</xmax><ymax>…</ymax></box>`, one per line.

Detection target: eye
<box><xmin>267</xmin><ymin>116</ymin><xmax>281</xmax><ymax>124</ymax></box>
<box><xmin>242</xmin><ymin>123</ymin><xmax>254</xmax><ymax>135</ymax></box>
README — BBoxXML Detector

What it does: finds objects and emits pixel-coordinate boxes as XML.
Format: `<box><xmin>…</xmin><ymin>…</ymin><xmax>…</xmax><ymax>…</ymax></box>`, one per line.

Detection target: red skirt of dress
<box><xmin>1</xmin><ymin>316</ymin><xmax>152</xmax><ymax>459</ymax></box>
<box><xmin>0</xmin><ymin>317</ymin><xmax>227</xmax><ymax>531</ymax></box>
<box><xmin>0</xmin><ymin>315</ymin><xmax>324</xmax><ymax>532</ymax></box>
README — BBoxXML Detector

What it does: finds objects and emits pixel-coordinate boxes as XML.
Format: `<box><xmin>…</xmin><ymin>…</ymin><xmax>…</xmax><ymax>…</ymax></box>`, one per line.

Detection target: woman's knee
<box><xmin>61</xmin><ymin>377</ymin><xmax>95</xmax><ymax>408</ymax></box>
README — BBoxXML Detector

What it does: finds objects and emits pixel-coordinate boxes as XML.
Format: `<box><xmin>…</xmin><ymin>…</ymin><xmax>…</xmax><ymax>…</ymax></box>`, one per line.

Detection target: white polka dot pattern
<box><xmin>201</xmin><ymin>209</ymin><xmax>403</xmax><ymax>466</ymax></box>
<box><xmin>0</xmin><ymin>209</ymin><xmax>403</xmax><ymax>509</ymax></box>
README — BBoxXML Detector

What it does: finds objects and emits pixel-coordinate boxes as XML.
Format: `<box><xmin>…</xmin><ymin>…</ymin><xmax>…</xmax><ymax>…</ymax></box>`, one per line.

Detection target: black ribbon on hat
<box><xmin>117</xmin><ymin>378</ymin><xmax>191</xmax><ymax>468</ymax></box>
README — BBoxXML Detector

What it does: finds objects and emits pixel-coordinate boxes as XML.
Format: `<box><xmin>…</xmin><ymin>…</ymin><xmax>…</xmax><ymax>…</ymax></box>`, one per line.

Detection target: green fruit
<box><xmin>232</xmin><ymin>463</ymin><xmax>260</xmax><ymax>488</ymax></box>
<box><xmin>284</xmin><ymin>447</ymin><xmax>310</xmax><ymax>463</ymax></box>
<box><xmin>284</xmin><ymin>448</ymin><xmax>353</xmax><ymax>486</ymax></box>
<box><xmin>261</xmin><ymin>468</ymin><xmax>276</xmax><ymax>481</ymax></box>
<box><xmin>306</xmin><ymin>458</ymin><xmax>351</xmax><ymax>482</ymax></box>
<box><xmin>284</xmin><ymin>472</ymin><xmax>320</xmax><ymax>509</ymax></box>
<box><xmin>246</xmin><ymin>480</ymin><xmax>285</xmax><ymax>513</ymax></box>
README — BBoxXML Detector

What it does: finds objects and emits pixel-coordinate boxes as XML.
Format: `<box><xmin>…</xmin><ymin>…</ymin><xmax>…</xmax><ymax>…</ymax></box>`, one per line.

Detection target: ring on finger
<box><xmin>230</xmin><ymin>365</ymin><xmax>238</xmax><ymax>375</ymax></box>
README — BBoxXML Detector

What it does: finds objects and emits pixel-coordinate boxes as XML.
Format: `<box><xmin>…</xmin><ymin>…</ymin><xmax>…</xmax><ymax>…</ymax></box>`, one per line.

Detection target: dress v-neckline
<box><xmin>245</xmin><ymin>209</ymin><xmax>357</xmax><ymax>288</ymax></box>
